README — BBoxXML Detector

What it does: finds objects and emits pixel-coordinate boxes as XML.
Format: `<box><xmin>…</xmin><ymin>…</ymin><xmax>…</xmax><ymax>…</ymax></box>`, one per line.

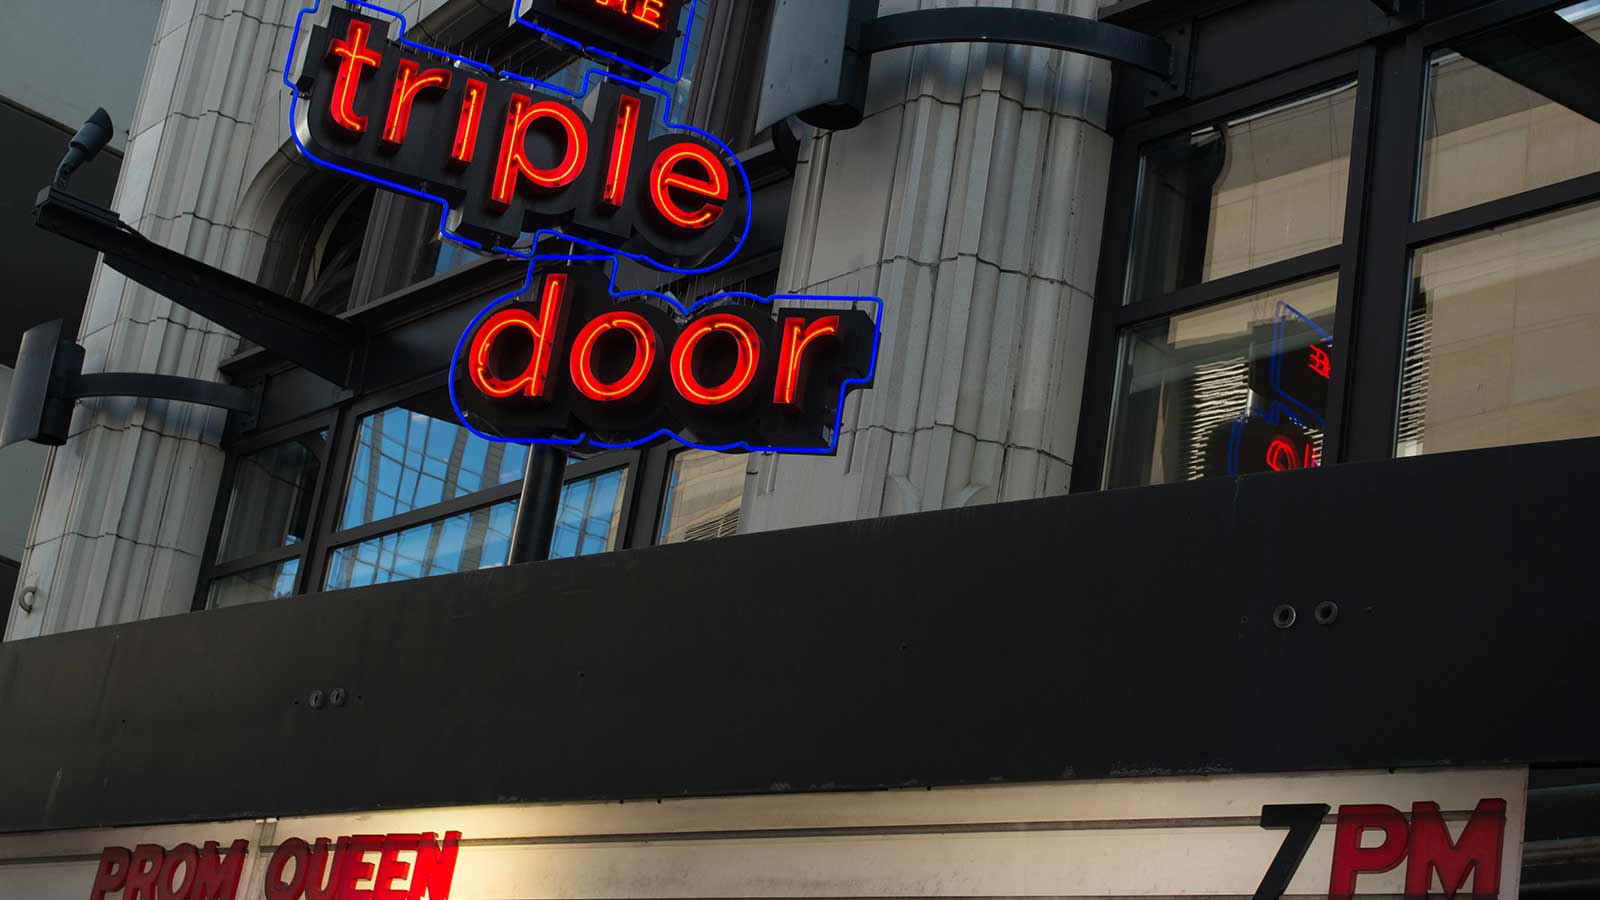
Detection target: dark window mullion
<box><xmin>194</xmin><ymin>411</ymin><xmax>337</xmax><ymax>611</ymax></box>
<box><xmin>192</xmin><ymin>449</ymin><xmax>243</xmax><ymax>612</ymax></box>
<box><xmin>564</xmin><ymin>451</ymin><xmax>637</xmax><ymax>483</ymax></box>
<box><xmin>1412</xmin><ymin>0</ymin><xmax>1580</xmax><ymax>48</ymax></box>
<box><xmin>1342</xmin><ymin>37</ymin><xmax>1431</xmax><ymax>464</ymax></box>
<box><xmin>1406</xmin><ymin>170</ymin><xmax>1600</xmax><ymax>248</ymax></box>
<box><xmin>301</xmin><ymin>400</ymin><xmax>363</xmax><ymax>596</ymax></box>
<box><xmin>1323</xmin><ymin>46</ymin><xmax>1384</xmax><ymax>465</ymax></box>
<box><xmin>326</xmin><ymin>481</ymin><xmax>525</xmax><ymax>550</ymax></box>
<box><xmin>624</xmin><ymin>442</ymin><xmax>677</xmax><ymax>548</ymax></box>
<box><xmin>204</xmin><ymin>545</ymin><xmax>304</xmax><ymax>582</ymax></box>
<box><xmin>1116</xmin><ymin>247</ymin><xmax>1345</xmax><ymax>329</ymax></box>
<box><xmin>1117</xmin><ymin>50</ymin><xmax>1364</xmax><ymax>144</ymax></box>
<box><xmin>1070</xmin><ymin>147</ymin><xmax>1145</xmax><ymax>494</ymax></box>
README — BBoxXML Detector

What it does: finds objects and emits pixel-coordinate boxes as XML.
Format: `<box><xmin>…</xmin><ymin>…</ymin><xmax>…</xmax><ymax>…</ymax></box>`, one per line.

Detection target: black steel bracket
<box><xmin>33</xmin><ymin>187</ymin><xmax>363</xmax><ymax>388</ymax></box>
<box><xmin>74</xmin><ymin>372</ymin><xmax>259</xmax><ymax>429</ymax></box>
<box><xmin>0</xmin><ymin>319</ymin><xmax>263</xmax><ymax>449</ymax></box>
<box><xmin>1142</xmin><ymin>21</ymin><xmax>1193</xmax><ymax>107</ymax></box>
<box><xmin>759</xmin><ymin>3</ymin><xmax>1187</xmax><ymax>132</ymax></box>
<box><xmin>856</xmin><ymin>7</ymin><xmax>1177</xmax><ymax>78</ymax></box>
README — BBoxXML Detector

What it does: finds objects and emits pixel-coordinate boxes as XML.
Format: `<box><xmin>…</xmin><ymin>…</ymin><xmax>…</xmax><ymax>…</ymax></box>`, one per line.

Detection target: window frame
<box><xmin>1076</xmin><ymin>47</ymin><xmax>1377</xmax><ymax>490</ymax></box>
<box><xmin>1078</xmin><ymin>0</ymin><xmax>1600</xmax><ymax>490</ymax></box>
<box><xmin>194</xmin><ymin>411</ymin><xmax>338</xmax><ymax>610</ymax></box>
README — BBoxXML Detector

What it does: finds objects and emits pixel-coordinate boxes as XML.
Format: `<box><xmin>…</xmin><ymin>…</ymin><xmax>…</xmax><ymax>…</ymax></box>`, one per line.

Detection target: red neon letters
<box><xmin>470</xmin><ymin>273</ymin><xmax>567</xmax><ymax>399</ymax></box>
<box><xmin>90</xmin><ymin>840</ymin><xmax>249</xmax><ymax>900</ymax></box>
<box><xmin>774</xmin><ymin>316</ymin><xmax>840</xmax><ymax>407</ymax></box>
<box><xmin>581</xmin><ymin>0</ymin><xmax>667</xmax><ymax>29</ymax></box>
<box><xmin>604</xmin><ymin>95</ymin><xmax>642</xmax><ymax>208</ymax></box>
<box><xmin>650</xmin><ymin>143</ymin><xmax>730</xmax><ymax>229</ymax></box>
<box><xmin>492</xmin><ymin>97</ymin><xmax>591</xmax><ymax>206</ymax></box>
<box><xmin>1309</xmin><ymin>344</ymin><xmax>1332</xmax><ymax>380</ymax></box>
<box><xmin>383</xmin><ymin>61</ymin><xmax>451</xmax><ymax>146</ymax></box>
<box><xmin>671</xmin><ymin>314</ymin><xmax>760</xmax><ymax>405</ymax></box>
<box><xmin>571</xmin><ymin>311</ymin><xmax>658</xmax><ymax>401</ymax></box>
<box><xmin>470</xmin><ymin>273</ymin><xmax>851</xmax><ymax>413</ymax></box>
<box><xmin>1328</xmin><ymin>799</ymin><xmax>1505</xmax><ymax>898</ymax></box>
<box><xmin>451</xmin><ymin>79</ymin><xmax>488</xmax><ymax>166</ymax></box>
<box><xmin>308</xmin><ymin>13</ymin><xmax>737</xmax><ymax>253</ymax></box>
<box><xmin>327</xmin><ymin>19</ymin><xmax>382</xmax><ymax>133</ymax></box>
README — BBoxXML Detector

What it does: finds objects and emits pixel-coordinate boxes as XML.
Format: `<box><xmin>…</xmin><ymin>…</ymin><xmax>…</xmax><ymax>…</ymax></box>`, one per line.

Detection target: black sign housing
<box><xmin>518</xmin><ymin>0</ymin><xmax>688</xmax><ymax>73</ymax></box>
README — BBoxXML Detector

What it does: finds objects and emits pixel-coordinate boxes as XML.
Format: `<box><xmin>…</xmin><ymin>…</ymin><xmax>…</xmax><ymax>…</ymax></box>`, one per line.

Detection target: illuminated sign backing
<box><xmin>514</xmin><ymin>0</ymin><xmax>688</xmax><ymax>73</ymax></box>
<box><xmin>52</xmin><ymin>770</ymin><xmax>1525</xmax><ymax>900</ymax></box>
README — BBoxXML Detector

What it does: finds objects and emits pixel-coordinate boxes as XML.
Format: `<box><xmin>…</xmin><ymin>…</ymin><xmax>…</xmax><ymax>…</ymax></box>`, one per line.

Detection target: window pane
<box><xmin>217</xmin><ymin>432</ymin><xmax>326</xmax><ymax>562</ymax></box>
<box><xmin>1399</xmin><ymin>200</ymin><xmax>1600</xmax><ymax>456</ymax></box>
<box><xmin>207</xmin><ymin>558</ymin><xmax>300</xmax><ymax>609</ymax></box>
<box><xmin>550</xmin><ymin>468</ymin><xmax>629</xmax><ymax>560</ymax></box>
<box><xmin>1420</xmin><ymin>2</ymin><xmax>1600</xmax><ymax>219</ymax></box>
<box><xmin>658</xmin><ymin>450</ymin><xmax>745</xmax><ymax>543</ymax></box>
<box><xmin>342</xmin><ymin>404</ymin><xmax>528</xmax><ymax>530</ymax></box>
<box><xmin>1127</xmin><ymin>83</ymin><xmax>1356</xmax><ymax>300</ymax></box>
<box><xmin>1108</xmin><ymin>274</ymin><xmax>1338</xmax><ymax>488</ymax></box>
<box><xmin>325</xmin><ymin>502</ymin><xmax>516</xmax><ymax>590</ymax></box>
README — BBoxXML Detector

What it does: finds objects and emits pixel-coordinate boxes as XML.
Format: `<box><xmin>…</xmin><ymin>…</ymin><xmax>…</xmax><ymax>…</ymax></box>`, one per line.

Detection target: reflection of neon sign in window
<box><xmin>1308</xmin><ymin>344</ymin><xmax>1331</xmax><ymax>379</ymax></box>
<box><xmin>1205</xmin><ymin>303</ymin><xmax>1334</xmax><ymax>478</ymax></box>
<box><xmin>1265</xmin><ymin>436</ymin><xmax>1317</xmax><ymax>472</ymax></box>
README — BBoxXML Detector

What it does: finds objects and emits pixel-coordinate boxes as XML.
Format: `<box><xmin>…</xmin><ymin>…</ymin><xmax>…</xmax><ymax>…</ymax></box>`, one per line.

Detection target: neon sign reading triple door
<box><xmin>294</xmin><ymin>8</ymin><xmax>746</xmax><ymax>264</ymax></box>
<box><xmin>453</xmin><ymin>265</ymin><xmax>881</xmax><ymax>453</ymax></box>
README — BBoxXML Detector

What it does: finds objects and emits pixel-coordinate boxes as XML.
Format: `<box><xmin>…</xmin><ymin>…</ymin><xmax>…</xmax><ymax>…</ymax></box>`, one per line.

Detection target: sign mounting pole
<box><xmin>508</xmin><ymin>445</ymin><xmax>568</xmax><ymax>565</ymax></box>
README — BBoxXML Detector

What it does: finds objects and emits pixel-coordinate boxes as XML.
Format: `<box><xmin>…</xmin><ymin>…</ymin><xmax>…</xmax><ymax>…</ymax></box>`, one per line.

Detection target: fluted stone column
<box><xmin>4</xmin><ymin>0</ymin><xmax>467</xmax><ymax>639</ymax></box>
<box><xmin>743</xmin><ymin>0</ymin><xmax>1114</xmax><ymax>531</ymax></box>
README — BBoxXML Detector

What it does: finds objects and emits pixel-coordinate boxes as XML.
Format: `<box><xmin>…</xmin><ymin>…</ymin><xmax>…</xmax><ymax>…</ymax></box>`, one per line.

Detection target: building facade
<box><xmin>0</xmin><ymin>0</ymin><xmax>1596</xmax><ymax>896</ymax></box>
<box><xmin>0</xmin><ymin>0</ymin><xmax>163</xmax><ymax>619</ymax></box>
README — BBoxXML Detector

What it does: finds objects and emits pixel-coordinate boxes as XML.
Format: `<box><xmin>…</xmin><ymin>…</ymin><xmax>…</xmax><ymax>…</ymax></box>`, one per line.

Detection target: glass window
<box><xmin>550</xmin><ymin>468</ymin><xmax>629</xmax><ymax>560</ymax></box>
<box><xmin>207</xmin><ymin>559</ymin><xmax>300</xmax><ymax>609</ymax></box>
<box><xmin>1399</xmin><ymin>200</ymin><xmax>1600</xmax><ymax>456</ymax></box>
<box><xmin>1420</xmin><ymin>1</ymin><xmax>1600</xmax><ymax>219</ymax></box>
<box><xmin>216</xmin><ymin>432</ymin><xmax>326</xmax><ymax>562</ymax></box>
<box><xmin>326</xmin><ymin>502</ymin><xmax>517</xmax><ymax>590</ymax></box>
<box><xmin>1127</xmin><ymin>83</ymin><xmax>1357</xmax><ymax>300</ymax></box>
<box><xmin>658</xmin><ymin>450</ymin><xmax>746</xmax><ymax>543</ymax></box>
<box><xmin>343</xmin><ymin>405</ymin><xmax>528</xmax><ymax>530</ymax></box>
<box><xmin>1107</xmin><ymin>274</ymin><xmax>1339</xmax><ymax>488</ymax></box>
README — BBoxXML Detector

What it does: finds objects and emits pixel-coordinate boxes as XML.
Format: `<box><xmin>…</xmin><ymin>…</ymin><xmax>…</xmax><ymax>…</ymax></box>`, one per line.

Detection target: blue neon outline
<box><xmin>446</xmin><ymin>255</ymin><xmax>885</xmax><ymax>456</ymax></box>
<box><xmin>509</xmin><ymin>0</ymin><xmax>700</xmax><ymax>85</ymax></box>
<box><xmin>1224</xmin><ymin>302</ymin><xmax>1334</xmax><ymax>476</ymax></box>
<box><xmin>283</xmin><ymin>0</ymin><xmax>750</xmax><ymax>276</ymax></box>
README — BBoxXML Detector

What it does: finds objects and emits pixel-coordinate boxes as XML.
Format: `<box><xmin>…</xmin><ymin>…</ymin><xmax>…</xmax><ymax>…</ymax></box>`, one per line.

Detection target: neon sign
<box><xmin>288</xmin><ymin>1</ymin><xmax>881</xmax><ymax>455</ymax></box>
<box><xmin>291</xmin><ymin>6</ymin><xmax>746</xmax><ymax>269</ymax></box>
<box><xmin>451</xmin><ymin>262</ymin><xmax>880</xmax><ymax>453</ymax></box>
<box><xmin>515</xmin><ymin>0</ymin><xmax>688</xmax><ymax>72</ymax></box>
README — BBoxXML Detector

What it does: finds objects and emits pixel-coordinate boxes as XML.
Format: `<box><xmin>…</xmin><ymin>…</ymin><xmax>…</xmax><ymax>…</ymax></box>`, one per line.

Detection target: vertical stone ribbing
<box><xmin>3</xmin><ymin>0</ymin><xmax>301</xmax><ymax>639</ymax></box>
<box><xmin>744</xmin><ymin>0</ymin><xmax>1114</xmax><ymax>532</ymax></box>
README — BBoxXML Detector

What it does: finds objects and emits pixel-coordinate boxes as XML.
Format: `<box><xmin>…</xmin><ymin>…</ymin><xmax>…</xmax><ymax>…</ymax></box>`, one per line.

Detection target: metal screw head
<box><xmin>1272</xmin><ymin>604</ymin><xmax>1297</xmax><ymax>629</ymax></box>
<box><xmin>329</xmin><ymin>688</ymin><xmax>347</xmax><ymax>708</ymax></box>
<box><xmin>308</xmin><ymin>689</ymin><xmax>325</xmax><ymax>710</ymax></box>
<box><xmin>1314</xmin><ymin>601</ymin><xmax>1340</xmax><ymax>626</ymax></box>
